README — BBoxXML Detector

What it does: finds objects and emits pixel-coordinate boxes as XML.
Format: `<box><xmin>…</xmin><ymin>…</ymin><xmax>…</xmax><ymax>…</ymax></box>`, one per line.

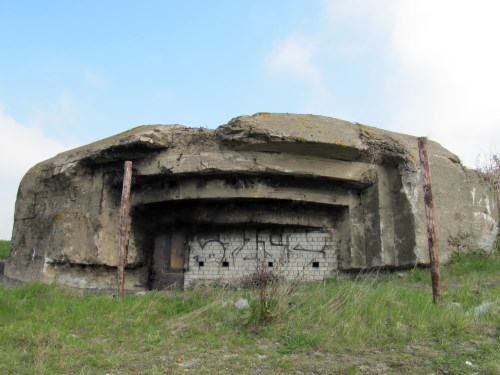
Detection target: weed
<box><xmin>0</xmin><ymin>240</ymin><xmax>9</xmax><ymax>260</ymax></box>
<box><xmin>476</xmin><ymin>152</ymin><xmax>500</xmax><ymax>191</ymax></box>
<box><xmin>0</xmin><ymin>251</ymin><xmax>499</xmax><ymax>374</ymax></box>
<box><xmin>278</xmin><ymin>332</ymin><xmax>321</xmax><ymax>354</ymax></box>
<box><xmin>246</xmin><ymin>245</ymin><xmax>311</xmax><ymax>324</ymax></box>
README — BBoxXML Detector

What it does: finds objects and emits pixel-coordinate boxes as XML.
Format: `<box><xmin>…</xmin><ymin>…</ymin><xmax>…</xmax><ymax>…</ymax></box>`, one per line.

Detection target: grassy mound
<box><xmin>1</xmin><ymin>251</ymin><xmax>499</xmax><ymax>375</ymax></box>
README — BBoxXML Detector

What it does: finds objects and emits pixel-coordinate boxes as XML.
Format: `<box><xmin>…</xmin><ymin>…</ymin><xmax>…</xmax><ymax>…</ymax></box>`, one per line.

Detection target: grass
<box><xmin>1</xmin><ymin>250</ymin><xmax>499</xmax><ymax>375</ymax></box>
<box><xmin>0</xmin><ymin>240</ymin><xmax>9</xmax><ymax>260</ymax></box>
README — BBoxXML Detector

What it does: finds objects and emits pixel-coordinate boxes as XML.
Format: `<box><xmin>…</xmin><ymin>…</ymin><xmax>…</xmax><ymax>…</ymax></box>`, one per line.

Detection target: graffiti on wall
<box><xmin>188</xmin><ymin>228</ymin><xmax>331</xmax><ymax>268</ymax></box>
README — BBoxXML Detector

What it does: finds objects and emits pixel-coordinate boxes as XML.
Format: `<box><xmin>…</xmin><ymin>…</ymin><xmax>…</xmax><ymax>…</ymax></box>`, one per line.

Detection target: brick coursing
<box><xmin>184</xmin><ymin>228</ymin><xmax>337</xmax><ymax>286</ymax></box>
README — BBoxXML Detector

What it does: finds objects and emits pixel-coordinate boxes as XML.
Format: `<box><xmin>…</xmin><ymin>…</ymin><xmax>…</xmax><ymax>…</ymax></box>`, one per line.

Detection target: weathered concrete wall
<box><xmin>5</xmin><ymin>113</ymin><xmax>498</xmax><ymax>291</ymax></box>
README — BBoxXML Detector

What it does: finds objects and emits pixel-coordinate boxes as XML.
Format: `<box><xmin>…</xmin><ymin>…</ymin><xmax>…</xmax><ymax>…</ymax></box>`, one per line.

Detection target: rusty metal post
<box><xmin>417</xmin><ymin>137</ymin><xmax>442</xmax><ymax>304</ymax></box>
<box><xmin>118</xmin><ymin>161</ymin><xmax>132</xmax><ymax>300</ymax></box>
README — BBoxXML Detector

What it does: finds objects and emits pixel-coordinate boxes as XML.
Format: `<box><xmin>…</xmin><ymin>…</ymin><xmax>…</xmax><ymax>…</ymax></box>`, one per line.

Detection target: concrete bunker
<box><xmin>4</xmin><ymin>113</ymin><xmax>498</xmax><ymax>291</ymax></box>
<box><xmin>129</xmin><ymin>172</ymin><xmax>353</xmax><ymax>290</ymax></box>
<box><xmin>133</xmin><ymin>197</ymin><xmax>349</xmax><ymax>289</ymax></box>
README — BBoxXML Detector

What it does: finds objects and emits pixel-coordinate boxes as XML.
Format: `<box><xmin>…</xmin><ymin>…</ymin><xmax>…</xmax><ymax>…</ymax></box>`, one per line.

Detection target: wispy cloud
<box><xmin>0</xmin><ymin>105</ymin><xmax>67</xmax><ymax>239</ymax></box>
<box><xmin>389</xmin><ymin>0</ymin><xmax>500</xmax><ymax>165</ymax></box>
<box><xmin>269</xmin><ymin>37</ymin><xmax>322</xmax><ymax>84</ymax></box>
<box><xmin>268</xmin><ymin>36</ymin><xmax>334</xmax><ymax>115</ymax></box>
<box><xmin>84</xmin><ymin>69</ymin><xmax>102</xmax><ymax>85</ymax></box>
<box><xmin>267</xmin><ymin>0</ymin><xmax>499</xmax><ymax>167</ymax></box>
<box><xmin>29</xmin><ymin>90</ymin><xmax>77</xmax><ymax>129</ymax></box>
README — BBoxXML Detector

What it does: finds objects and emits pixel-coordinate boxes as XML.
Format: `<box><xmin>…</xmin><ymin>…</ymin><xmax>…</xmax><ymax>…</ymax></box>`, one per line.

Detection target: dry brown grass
<box><xmin>476</xmin><ymin>152</ymin><xmax>500</xmax><ymax>191</ymax></box>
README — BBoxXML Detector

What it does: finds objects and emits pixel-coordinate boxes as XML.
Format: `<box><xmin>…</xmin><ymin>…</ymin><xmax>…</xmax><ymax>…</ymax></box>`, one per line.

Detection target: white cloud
<box><xmin>323</xmin><ymin>0</ymin><xmax>394</xmax><ymax>40</ymax></box>
<box><xmin>269</xmin><ymin>37</ymin><xmax>321</xmax><ymax>83</ymax></box>
<box><xmin>0</xmin><ymin>105</ymin><xmax>67</xmax><ymax>239</ymax></box>
<box><xmin>269</xmin><ymin>1</ymin><xmax>499</xmax><ymax>167</ymax></box>
<box><xmin>389</xmin><ymin>0</ymin><xmax>500</xmax><ymax>166</ymax></box>
<box><xmin>30</xmin><ymin>90</ymin><xmax>77</xmax><ymax>130</ymax></box>
<box><xmin>268</xmin><ymin>36</ymin><xmax>334</xmax><ymax>114</ymax></box>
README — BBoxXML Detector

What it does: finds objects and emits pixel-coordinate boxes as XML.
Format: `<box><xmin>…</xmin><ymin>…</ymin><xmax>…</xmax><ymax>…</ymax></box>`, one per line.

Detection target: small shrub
<box><xmin>476</xmin><ymin>152</ymin><xmax>500</xmax><ymax>191</ymax></box>
<box><xmin>0</xmin><ymin>240</ymin><xmax>9</xmax><ymax>260</ymax></box>
<box><xmin>247</xmin><ymin>247</ymin><xmax>311</xmax><ymax>325</ymax></box>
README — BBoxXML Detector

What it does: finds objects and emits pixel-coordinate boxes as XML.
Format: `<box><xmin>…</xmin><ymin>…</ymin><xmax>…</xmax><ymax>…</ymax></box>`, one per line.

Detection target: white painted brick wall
<box><xmin>184</xmin><ymin>228</ymin><xmax>338</xmax><ymax>287</ymax></box>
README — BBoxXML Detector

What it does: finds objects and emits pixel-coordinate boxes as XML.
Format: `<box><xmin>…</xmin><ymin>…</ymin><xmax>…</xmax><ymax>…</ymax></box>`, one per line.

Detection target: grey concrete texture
<box><xmin>5</xmin><ymin>113</ymin><xmax>498</xmax><ymax>291</ymax></box>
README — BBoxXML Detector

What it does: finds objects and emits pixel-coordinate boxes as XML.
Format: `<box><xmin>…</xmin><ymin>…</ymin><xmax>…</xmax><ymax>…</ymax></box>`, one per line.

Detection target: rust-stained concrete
<box><xmin>5</xmin><ymin>113</ymin><xmax>498</xmax><ymax>291</ymax></box>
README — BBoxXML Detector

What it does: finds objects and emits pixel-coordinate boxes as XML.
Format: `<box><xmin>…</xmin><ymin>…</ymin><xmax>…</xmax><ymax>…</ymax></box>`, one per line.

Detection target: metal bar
<box><xmin>117</xmin><ymin>161</ymin><xmax>132</xmax><ymax>300</ymax></box>
<box><xmin>417</xmin><ymin>137</ymin><xmax>442</xmax><ymax>304</ymax></box>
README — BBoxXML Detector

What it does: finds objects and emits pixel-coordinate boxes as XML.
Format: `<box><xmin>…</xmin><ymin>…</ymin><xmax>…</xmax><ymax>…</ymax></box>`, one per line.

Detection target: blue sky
<box><xmin>1</xmin><ymin>0</ymin><xmax>499</xmax><ymax>239</ymax></box>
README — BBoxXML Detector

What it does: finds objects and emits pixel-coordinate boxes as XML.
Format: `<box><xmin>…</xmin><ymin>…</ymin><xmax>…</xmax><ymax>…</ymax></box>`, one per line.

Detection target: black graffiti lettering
<box><xmin>195</xmin><ymin>238</ymin><xmax>229</xmax><ymax>262</ymax></box>
<box><xmin>291</xmin><ymin>237</ymin><xmax>328</xmax><ymax>259</ymax></box>
<box><xmin>189</xmin><ymin>229</ymin><xmax>330</xmax><ymax>267</ymax></box>
<box><xmin>231</xmin><ymin>231</ymin><xmax>252</xmax><ymax>264</ymax></box>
